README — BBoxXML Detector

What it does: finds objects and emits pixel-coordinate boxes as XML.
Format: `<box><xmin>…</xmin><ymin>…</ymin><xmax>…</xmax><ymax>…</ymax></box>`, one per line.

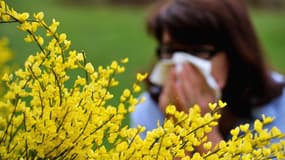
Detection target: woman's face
<box><xmin>159</xmin><ymin>31</ymin><xmax>229</xmax><ymax>90</ymax></box>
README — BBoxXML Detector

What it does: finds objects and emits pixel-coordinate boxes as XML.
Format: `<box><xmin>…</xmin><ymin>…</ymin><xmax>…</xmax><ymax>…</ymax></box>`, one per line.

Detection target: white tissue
<box><xmin>149</xmin><ymin>52</ymin><xmax>221</xmax><ymax>99</ymax></box>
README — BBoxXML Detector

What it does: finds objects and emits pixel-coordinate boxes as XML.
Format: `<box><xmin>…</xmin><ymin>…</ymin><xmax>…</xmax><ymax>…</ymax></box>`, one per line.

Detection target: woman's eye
<box><xmin>195</xmin><ymin>52</ymin><xmax>212</xmax><ymax>60</ymax></box>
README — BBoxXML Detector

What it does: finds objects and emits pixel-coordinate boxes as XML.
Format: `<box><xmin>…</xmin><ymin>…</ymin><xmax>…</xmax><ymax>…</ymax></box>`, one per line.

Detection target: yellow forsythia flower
<box><xmin>85</xmin><ymin>62</ymin><xmax>94</xmax><ymax>73</ymax></box>
<box><xmin>33</xmin><ymin>11</ymin><xmax>44</xmax><ymax>20</ymax></box>
<box><xmin>136</xmin><ymin>72</ymin><xmax>148</xmax><ymax>82</ymax></box>
<box><xmin>1</xmin><ymin>1</ymin><xmax>284</xmax><ymax>160</ymax></box>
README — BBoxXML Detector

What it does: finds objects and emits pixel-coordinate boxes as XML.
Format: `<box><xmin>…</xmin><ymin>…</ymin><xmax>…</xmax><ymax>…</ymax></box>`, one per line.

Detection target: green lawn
<box><xmin>1</xmin><ymin>0</ymin><xmax>285</xmax><ymax>94</ymax></box>
<box><xmin>1</xmin><ymin>0</ymin><xmax>156</xmax><ymax>100</ymax></box>
<box><xmin>251</xmin><ymin>9</ymin><xmax>285</xmax><ymax>72</ymax></box>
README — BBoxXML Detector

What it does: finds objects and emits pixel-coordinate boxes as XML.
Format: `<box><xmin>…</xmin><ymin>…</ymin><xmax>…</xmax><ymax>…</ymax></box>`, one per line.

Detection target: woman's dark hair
<box><xmin>146</xmin><ymin>0</ymin><xmax>284</xmax><ymax>118</ymax></box>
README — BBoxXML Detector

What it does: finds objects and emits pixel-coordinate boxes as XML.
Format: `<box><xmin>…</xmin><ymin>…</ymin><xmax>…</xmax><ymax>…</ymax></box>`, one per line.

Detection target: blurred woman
<box><xmin>130</xmin><ymin>0</ymin><xmax>285</xmax><ymax>146</ymax></box>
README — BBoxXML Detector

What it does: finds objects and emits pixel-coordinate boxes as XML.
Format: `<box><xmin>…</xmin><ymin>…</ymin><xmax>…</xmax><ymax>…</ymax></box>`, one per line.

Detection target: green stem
<box><xmin>23</xmin><ymin>111</ymin><xmax>29</xmax><ymax>159</ymax></box>
<box><xmin>82</xmin><ymin>51</ymin><xmax>89</xmax><ymax>84</ymax></box>
<box><xmin>38</xmin><ymin>21</ymin><xmax>65</xmax><ymax>63</ymax></box>
<box><xmin>27</xmin><ymin>65</ymin><xmax>46</xmax><ymax>92</ymax></box>
<box><xmin>155</xmin><ymin>132</ymin><xmax>166</xmax><ymax>160</ymax></box>
<box><xmin>0</xmin><ymin>95</ymin><xmax>20</xmax><ymax>144</ymax></box>
<box><xmin>180</xmin><ymin>118</ymin><xmax>217</xmax><ymax>150</ymax></box>
<box><xmin>56</xmin><ymin>107</ymin><xmax>70</xmax><ymax>132</ymax></box>
<box><xmin>51</xmin><ymin>68</ymin><xmax>63</xmax><ymax>106</ymax></box>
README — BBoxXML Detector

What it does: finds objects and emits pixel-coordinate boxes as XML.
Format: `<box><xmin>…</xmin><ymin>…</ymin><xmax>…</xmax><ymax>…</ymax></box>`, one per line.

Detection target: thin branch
<box><xmin>50</xmin><ymin>68</ymin><xmax>63</xmax><ymax>106</ymax></box>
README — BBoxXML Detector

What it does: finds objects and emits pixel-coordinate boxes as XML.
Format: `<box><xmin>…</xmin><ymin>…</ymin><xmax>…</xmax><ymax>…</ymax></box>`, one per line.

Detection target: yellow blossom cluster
<box><xmin>0</xmin><ymin>1</ymin><xmax>143</xmax><ymax>159</ymax></box>
<box><xmin>0</xmin><ymin>37</ymin><xmax>13</xmax><ymax>97</ymax></box>
<box><xmin>0</xmin><ymin>0</ymin><xmax>285</xmax><ymax>159</ymax></box>
<box><xmin>0</xmin><ymin>38</ymin><xmax>12</xmax><ymax>68</ymax></box>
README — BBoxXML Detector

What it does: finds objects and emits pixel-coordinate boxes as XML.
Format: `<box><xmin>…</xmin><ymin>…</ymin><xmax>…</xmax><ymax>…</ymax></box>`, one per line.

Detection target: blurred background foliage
<box><xmin>1</xmin><ymin>0</ymin><xmax>285</xmax><ymax>98</ymax></box>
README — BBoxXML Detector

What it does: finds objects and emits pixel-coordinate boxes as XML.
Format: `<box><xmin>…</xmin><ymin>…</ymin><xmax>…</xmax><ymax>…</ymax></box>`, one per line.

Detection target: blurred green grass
<box><xmin>1</xmin><ymin>0</ymin><xmax>285</xmax><ymax>94</ymax></box>
<box><xmin>251</xmin><ymin>9</ymin><xmax>285</xmax><ymax>72</ymax></box>
<box><xmin>1</xmin><ymin>0</ymin><xmax>156</xmax><ymax>100</ymax></box>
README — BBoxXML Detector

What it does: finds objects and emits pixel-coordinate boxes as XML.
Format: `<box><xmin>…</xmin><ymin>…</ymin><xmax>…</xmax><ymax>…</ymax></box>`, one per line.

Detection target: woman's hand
<box><xmin>159</xmin><ymin>63</ymin><xmax>224</xmax><ymax>154</ymax></box>
<box><xmin>159</xmin><ymin>63</ymin><xmax>216</xmax><ymax>114</ymax></box>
